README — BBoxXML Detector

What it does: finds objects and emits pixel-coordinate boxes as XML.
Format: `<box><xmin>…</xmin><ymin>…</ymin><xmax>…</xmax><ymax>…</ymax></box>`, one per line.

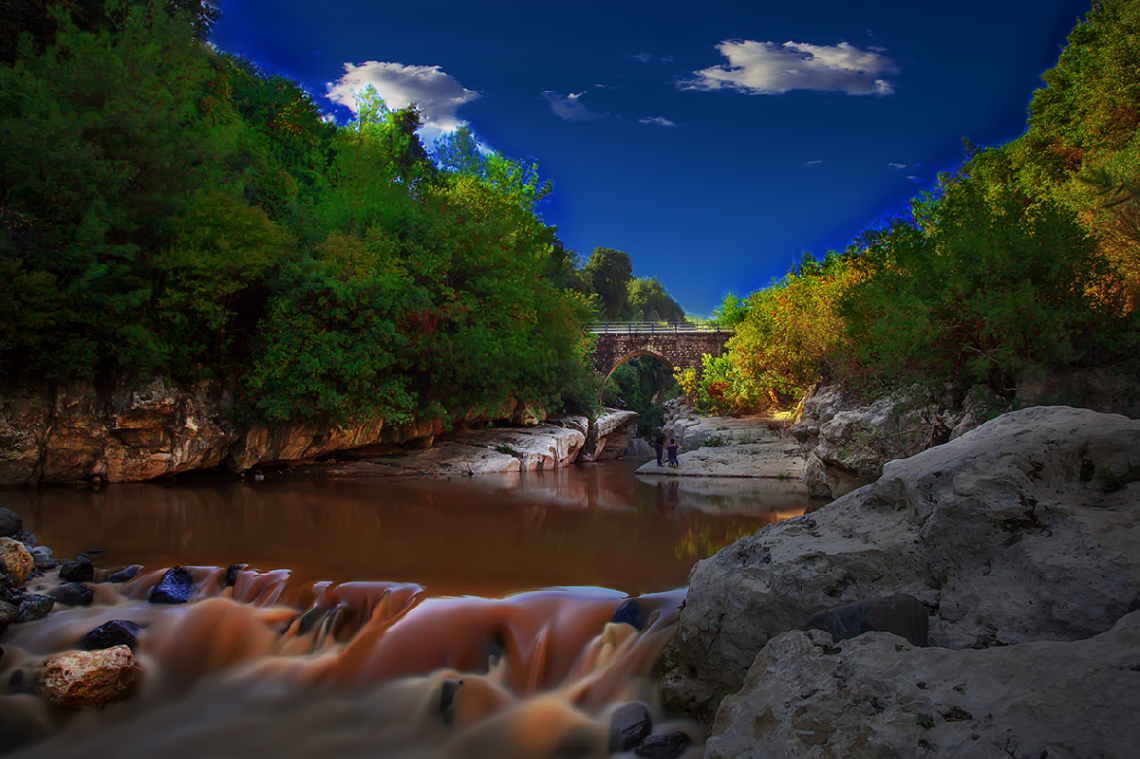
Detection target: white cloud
<box><xmin>907</xmin><ymin>175</ymin><xmax>923</xmax><ymax>183</ymax></box>
<box><xmin>807</xmin><ymin>159</ymin><xmax>824</xmax><ymax>166</ymax></box>
<box><xmin>631</xmin><ymin>52</ymin><xmax>652</xmax><ymax>63</ymax></box>
<box><xmin>680</xmin><ymin>40</ymin><xmax>899</xmax><ymax>96</ymax></box>
<box><xmin>541</xmin><ymin>90</ymin><xmax>608</xmax><ymax>121</ymax></box>
<box><xmin>888</xmin><ymin>162</ymin><xmax>907</xmax><ymax>170</ymax></box>
<box><xmin>640</xmin><ymin>116</ymin><xmax>676</xmax><ymax>127</ymax></box>
<box><xmin>326</xmin><ymin>61</ymin><xmax>480</xmax><ymax>136</ymax></box>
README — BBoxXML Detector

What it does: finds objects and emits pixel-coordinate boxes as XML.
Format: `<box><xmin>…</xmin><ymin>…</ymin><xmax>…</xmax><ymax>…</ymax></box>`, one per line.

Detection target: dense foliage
<box><xmin>0</xmin><ymin>2</ymin><xmax>597</xmax><ymax>429</ymax></box>
<box><xmin>685</xmin><ymin>0</ymin><xmax>1140</xmax><ymax>413</ymax></box>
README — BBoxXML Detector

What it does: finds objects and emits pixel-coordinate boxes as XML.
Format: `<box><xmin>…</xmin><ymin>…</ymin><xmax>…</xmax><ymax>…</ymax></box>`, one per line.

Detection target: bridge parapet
<box><xmin>587</xmin><ymin>321</ymin><xmax>731</xmax><ymax>335</ymax></box>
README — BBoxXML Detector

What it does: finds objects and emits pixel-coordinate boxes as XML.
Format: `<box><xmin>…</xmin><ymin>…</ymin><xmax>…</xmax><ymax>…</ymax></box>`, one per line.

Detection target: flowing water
<box><xmin>0</xmin><ymin>460</ymin><xmax>812</xmax><ymax>758</ymax></box>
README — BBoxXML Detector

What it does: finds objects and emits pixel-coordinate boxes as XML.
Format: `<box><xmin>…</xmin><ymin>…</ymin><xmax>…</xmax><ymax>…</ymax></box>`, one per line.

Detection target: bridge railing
<box><xmin>586</xmin><ymin>321</ymin><xmax>732</xmax><ymax>334</ymax></box>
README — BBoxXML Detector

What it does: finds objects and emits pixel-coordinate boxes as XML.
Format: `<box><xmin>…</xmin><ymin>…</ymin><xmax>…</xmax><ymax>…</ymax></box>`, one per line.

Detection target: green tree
<box><xmin>0</xmin><ymin>5</ymin><xmax>249</xmax><ymax>380</ymax></box>
<box><xmin>584</xmin><ymin>247</ymin><xmax>633</xmax><ymax>320</ymax></box>
<box><xmin>627</xmin><ymin>276</ymin><xmax>685</xmax><ymax>322</ymax></box>
<box><xmin>845</xmin><ymin>151</ymin><xmax>1125</xmax><ymax>394</ymax></box>
<box><xmin>434</xmin><ymin>124</ymin><xmax>484</xmax><ymax>175</ymax></box>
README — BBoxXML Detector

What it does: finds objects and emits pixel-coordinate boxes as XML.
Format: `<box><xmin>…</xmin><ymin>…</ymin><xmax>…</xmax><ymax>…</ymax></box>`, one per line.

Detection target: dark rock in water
<box><xmin>107</xmin><ymin>565</ymin><xmax>142</xmax><ymax>583</ymax></box>
<box><xmin>31</xmin><ymin>547</ymin><xmax>56</xmax><ymax>571</ymax></box>
<box><xmin>59</xmin><ymin>557</ymin><xmax>95</xmax><ymax>583</ymax></box>
<box><xmin>553</xmin><ymin>727</ymin><xmax>598</xmax><ymax>758</ymax></box>
<box><xmin>438</xmin><ymin>678</ymin><xmax>460</xmax><ymax>726</ymax></box>
<box><xmin>83</xmin><ymin>619</ymin><xmax>142</xmax><ymax>651</ymax></box>
<box><xmin>609</xmin><ymin>701</ymin><xmax>653</xmax><ymax>753</ymax></box>
<box><xmin>806</xmin><ymin>594</ymin><xmax>929</xmax><ymax>648</ymax></box>
<box><xmin>149</xmin><ymin>566</ymin><xmax>195</xmax><ymax>604</ymax></box>
<box><xmin>0</xmin><ymin>600</ymin><xmax>18</xmax><ymax>635</ymax></box>
<box><xmin>613</xmin><ymin>599</ymin><xmax>646</xmax><ymax>631</ymax></box>
<box><xmin>10</xmin><ymin>529</ymin><xmax>36</xmax><ymax>548</ymax></box>
<box><xmin>635</xmin><ymin>732</ymin><xmax>691</xmax><ymax>758</ymax></box>
<box><xmin>0</xmin><ymin>508</ymin><xmax>21</xmax><ymax>538</ymax></box>
<box><xmin>224</xmin><ymin>563</ymin><xmax>245</xmax><ymax>587</ymax></box>
<box><xmin>7</xmin><ymin>667</ymin><xmax>35</xmax><ymax>695</ymax></box>
<box><xmin>17</xmin><ymin>593</ymin><xmax>55</xmax><ymax>622</ymax></box>
<box><xmin>48</xmin><ymin>582</ymin><xmax>93</xmax><ymax>607</ymax></box>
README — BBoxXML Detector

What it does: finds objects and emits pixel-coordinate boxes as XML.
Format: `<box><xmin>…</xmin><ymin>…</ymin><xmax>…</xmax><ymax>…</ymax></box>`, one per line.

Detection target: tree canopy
<box><xmin>683</xmin><ymin>0</ymin><xmax>1139</xmax><ymax>414</ymax></box>
<box><xmin>0</xmin><ymin>1</ymin><xmax>598</xmax><ymax>428</ymax></box>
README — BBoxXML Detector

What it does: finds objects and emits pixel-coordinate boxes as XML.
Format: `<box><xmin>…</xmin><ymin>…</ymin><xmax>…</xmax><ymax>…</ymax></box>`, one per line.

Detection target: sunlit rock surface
<box><xmin>707</xmin><ymin>615</ymin><xmax>1140</xmax><ymax>759</ymax></box>
<box><xmin>322</xmin><ymin>423</ymin><xmax>587</xmax><ymax>476</ymax></box>
<box><xmin>638</xmin><ymin>405</ymin><xmax>809</xmax><ymax>485</ymax></box>
<box><xmin>793</xmin><ymin>384</ymin><xmax>956</xmax><ymax>499</ymax></box>
<box><xmin>662</xmin><ymin>406</ymin><xmax>1140</xmax><ymax>726</ymax></box>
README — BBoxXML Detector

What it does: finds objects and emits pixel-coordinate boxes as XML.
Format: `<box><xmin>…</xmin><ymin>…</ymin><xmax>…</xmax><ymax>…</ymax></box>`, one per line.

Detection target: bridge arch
<box><xmin>604</xmin><ymin>349</ymin><xmax>674</xmax><ymax>382</ymax></box>
<box><xmin>589</xmin><ymin>323</ymin><xmax>732</xmax><ymax>380</ymax></box>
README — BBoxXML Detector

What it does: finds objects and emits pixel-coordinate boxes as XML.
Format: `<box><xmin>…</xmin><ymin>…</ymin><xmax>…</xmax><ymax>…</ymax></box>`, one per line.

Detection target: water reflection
<box><xmin>4</xmin><ymin>461</ymin><xmax>809</xmax><ymax>598</ymax></box>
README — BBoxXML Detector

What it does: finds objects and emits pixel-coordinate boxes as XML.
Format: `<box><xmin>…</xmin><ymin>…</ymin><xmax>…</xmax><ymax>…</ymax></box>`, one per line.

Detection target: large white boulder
<box><xmin>707</xmin><ymin>612</ymin><xmax>1140</xmax><ymax>759</ymax></box>
<box><xmin>662</xmin><ymin>406</ymin><xmax>1140</xmax><ymax>723</ymax></box>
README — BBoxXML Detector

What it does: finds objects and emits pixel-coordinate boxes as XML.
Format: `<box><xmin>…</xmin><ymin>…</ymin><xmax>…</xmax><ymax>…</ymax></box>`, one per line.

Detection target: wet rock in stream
<box><xmin>83</xmin><ymin>619</ymin><xmax>142</xmax><ymax>651</ymax></box>
<box><xmin>107</xmin><ymin>564</ymin><xmax>142</xmax><ymax>583</ymax></box>
<box><xmin>0</xmin><ymin>507</ymin><xmax>22</xmax><ymax>537</ymax></box>
<box><xmin>149</xmin><ymin>566</ymin><xmax>195</xmax><ymax>604</ymax></box>
<box><xmin>48</xmin><ymin>582</ymin><xmax>94</xmax><ymax>607</ymax></box>
<box><xmin>223</xmin><ymin>563</ymin><xmax>245</xmax><ymax>587</ymax></box>
<box><xmin>609</xmin><ymin>701</ymin><xmax>653</xmax><ymax>753</ymax></box>
<box><xmin>16</xmin><ymin>592</ymin><xmax>55</xmax><ymax>622</ymax></box>
<box><xmin>635</xmin><ymin>731</ymin><xmax>691</xmax><ymax>758</ymax></box>
<box><xmin>59</xmin><ymin>557</ymin><xmax>94</xmax><ymax>583</ymax></box>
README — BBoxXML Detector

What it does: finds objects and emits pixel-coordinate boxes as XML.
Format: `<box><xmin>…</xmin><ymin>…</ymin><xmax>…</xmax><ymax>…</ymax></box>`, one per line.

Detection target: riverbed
<box><xmin>1</xmin><ymin>459</ymin><xmax>813</xmax><ymax>758</ymax></box>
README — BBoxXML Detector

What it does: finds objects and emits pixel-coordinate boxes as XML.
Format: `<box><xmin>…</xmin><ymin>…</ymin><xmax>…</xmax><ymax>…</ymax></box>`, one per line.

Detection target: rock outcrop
<box><xmin>0</xmin><ymin>380</ymin><xmax>237</xmax><ymax>487</ymax></box>
<box><xmin>707</xmin><ymin>615</ymin><xmax>1140</xmax><ymax>759</ymax></box>
<box><xmin>792</xmin><ymin>385</ymin><xmax>960</xmax><ymax>499</ymax></box>
<box><xmin>662</xmin><ymin>406</ymin><xmax>1140</xmax><ymax>726</ymax></box>
<box><xmin>0</xmin><ymin>379</ymin><xmax>600</xmax><ymax>485</ymax></box>
<box><xmin>582</xmin><ymin>409</ymin><xmax>639</xmax><ymax>461</ymax></box>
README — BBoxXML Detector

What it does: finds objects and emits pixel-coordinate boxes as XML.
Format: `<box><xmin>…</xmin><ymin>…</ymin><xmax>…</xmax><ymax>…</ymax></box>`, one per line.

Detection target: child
<box><xmin>666</xmin><ymin>439</ymin><xmax>680</xmax><ymax>468</ymax></box>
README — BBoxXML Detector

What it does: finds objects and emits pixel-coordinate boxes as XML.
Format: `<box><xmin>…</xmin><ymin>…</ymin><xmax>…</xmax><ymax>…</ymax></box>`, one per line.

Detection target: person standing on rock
<box><xmin>666</xmin><ymin>439</ymin><xmax>679</xmax><ymax>468</ymax></box>
<box><xmin>655</xmin><ymin>431</ymin><xmax>666</xmax><ymax>467</ymax></box>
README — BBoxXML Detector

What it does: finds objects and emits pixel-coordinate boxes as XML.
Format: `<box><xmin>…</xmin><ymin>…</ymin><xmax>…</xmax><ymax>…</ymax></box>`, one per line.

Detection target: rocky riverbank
<box><xmin>0</xmin><ymin>379</ymin><xmax>639</xmax><ymax>486</ymax></box>
<box><xmin>658</xmin><ymin>405</ymin><xmax>1140</xmax><ymax>757</ymax></box>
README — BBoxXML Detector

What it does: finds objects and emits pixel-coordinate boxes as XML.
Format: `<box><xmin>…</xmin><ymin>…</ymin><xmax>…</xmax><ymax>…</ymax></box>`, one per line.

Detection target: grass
<box><xmin>1096</xmin><ymin>462</ymin><xmax>1140</xmax><ymax>492</ymax></box>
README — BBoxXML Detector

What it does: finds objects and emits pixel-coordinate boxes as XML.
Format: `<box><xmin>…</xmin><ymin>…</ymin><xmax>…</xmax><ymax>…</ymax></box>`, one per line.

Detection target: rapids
<box><xmin>0</xmin><ymin>461</ymin><xmax>812</xmax><ymax>758</ymax></box>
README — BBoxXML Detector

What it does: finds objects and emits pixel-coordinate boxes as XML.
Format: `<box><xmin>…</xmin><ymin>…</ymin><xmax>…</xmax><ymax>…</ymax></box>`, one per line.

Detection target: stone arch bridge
<box><xmin>588</xmin><ymin>322</ymin><xmax>733</xmax><ymax>380</ymax></box>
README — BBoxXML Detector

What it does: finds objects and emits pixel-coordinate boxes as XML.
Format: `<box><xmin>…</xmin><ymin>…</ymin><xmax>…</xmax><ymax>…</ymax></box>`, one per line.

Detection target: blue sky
<box><xmin>211</xmin><ymin>0</ymin><xmax>1092</xmax><ymax>316</ymax></box>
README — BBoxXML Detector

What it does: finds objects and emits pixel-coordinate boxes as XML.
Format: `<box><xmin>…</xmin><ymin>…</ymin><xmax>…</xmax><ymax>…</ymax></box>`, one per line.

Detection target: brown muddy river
<box><xmin>1</xmin><ymin>460</ymin><xmax>812</xmax><ymax>759</ymax></box>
